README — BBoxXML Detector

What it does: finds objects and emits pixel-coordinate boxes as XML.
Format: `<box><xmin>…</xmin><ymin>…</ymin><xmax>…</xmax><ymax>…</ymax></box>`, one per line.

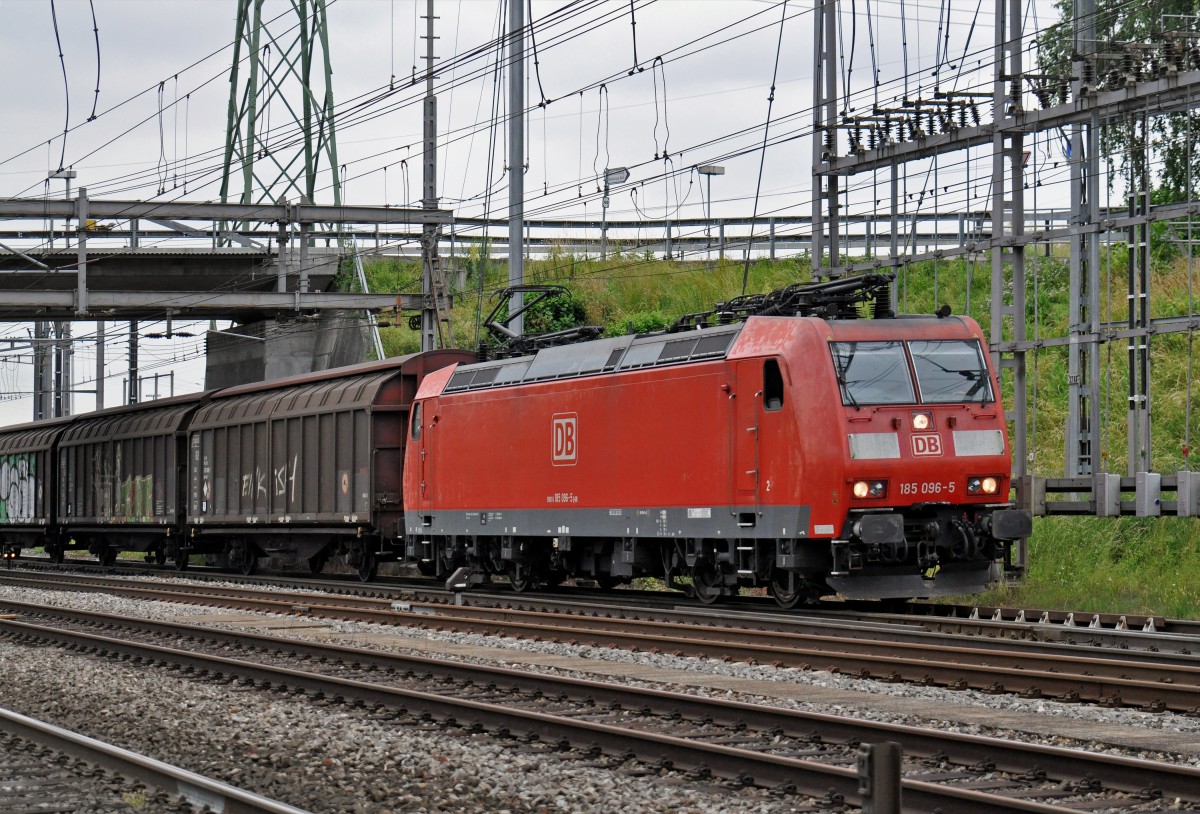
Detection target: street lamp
<box><xmin>601</xmin><ymin>166</ymin><xmax>629</xmax><ymax>260</ymax></box>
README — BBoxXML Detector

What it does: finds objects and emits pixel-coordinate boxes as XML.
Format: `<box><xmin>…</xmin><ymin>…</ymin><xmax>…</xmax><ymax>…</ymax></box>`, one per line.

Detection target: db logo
<box><xmin>911</xmin><ymin>433</ymin><xmax>943</xmax><ymax>457</ymax></box>
<box><xmin>552</xmin><ymin>414</ymin><xmax>578</xmax><ymax>465</ymax></box>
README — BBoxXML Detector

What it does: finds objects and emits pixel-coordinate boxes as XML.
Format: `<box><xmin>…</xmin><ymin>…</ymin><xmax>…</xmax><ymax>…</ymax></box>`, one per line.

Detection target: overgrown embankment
<box><xmin>359</xmin><ymin>248</ymin><xmax>1200</xmax><ymax>618</ymax></box>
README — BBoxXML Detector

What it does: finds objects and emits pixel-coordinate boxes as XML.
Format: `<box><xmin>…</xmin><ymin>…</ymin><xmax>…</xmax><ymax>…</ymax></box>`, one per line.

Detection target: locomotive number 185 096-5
<box><xmin>897</xmin><ymin>481</ymin><xmax>956</xmax><ymax>496</ymax></box>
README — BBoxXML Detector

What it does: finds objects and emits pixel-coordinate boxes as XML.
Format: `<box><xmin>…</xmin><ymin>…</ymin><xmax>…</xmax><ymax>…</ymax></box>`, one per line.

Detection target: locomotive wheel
<box><xmin>769</xmin><ymin>571</ymin><xmax>805</xmax><ymax>610</ymax></box>
<box><xmin>507</xmin><ymin>563</ymin><xmax>534</xmax><ymax>593</ymax></box>
<box><xmin>357</xmin><ymin>554</ymin><xmax>378</xmax><ymax>583</ymax></box>
<box><xmin>594</xmin><ymin>574</ymin><xmax>619</xmax><ymax>591</ymax></box>
<box><xmin>691</xmin><ymin>560</ymin><xmax>724</xmax><ymax>605</ymax></box>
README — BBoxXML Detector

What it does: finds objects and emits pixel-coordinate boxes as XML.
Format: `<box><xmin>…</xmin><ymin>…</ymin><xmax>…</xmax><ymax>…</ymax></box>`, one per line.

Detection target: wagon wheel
<box><xmin>152</xmin><ymin>549</ymin><xmax>167</xmax><ymax>566</ymax></box>
<box><xmin>308</xmin><ymin>554</ymin><xmax>326</xmax><ymax>575</ymax></box>
<box><xmin>416</xmin><ymin>559</ymin><xmax>438</xmax><ymax>577</ymax></box>
<box><xmin>97</xmin><ymin>547</ymin><xmax>117</xmax><ymax>567</ymax></box>
<box><xmin>356</xmin><ymin>553</ymin><xmax>378</xmax><ymax>583</ymax></box>
<box><xmin>769</xmin><ymin>570</ymin><xmax>805</xmax><ymax>610</ymax></box>
<box><xmin>47</xmin><ymin>545</ymin><xmax>65</xmax><ymax>565</ymax></box>
<box><xmin>690</xmin><ymin>559</ymin><xmax>724</xmax><ymax>605</ymax></box>
<box><xmin>507</xmin><ymin>563</ymin><xmax>534</xmax><ymax>593</ymax></box>
<box><xmin>173</xmin><ymin>547</ymin><xmax>190</xmax><ymax>571</ymax></box>
<box><xmin>239</xmin><ymin>555</ymin><xmax>258</xmax><ymax>576</ymax></box>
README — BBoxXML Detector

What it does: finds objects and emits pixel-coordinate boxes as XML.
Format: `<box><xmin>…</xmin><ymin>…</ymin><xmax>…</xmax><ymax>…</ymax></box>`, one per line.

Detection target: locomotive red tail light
<box><xmin>911</xmin><ymin>411</ymin><xmax>932</xmax><ymax>431</ymax></box>
<box><xmin>967</xmin><ymin>476</ymin><xmax>1001</xmax><ymax>495</ymax></box>
<box><xmin>852</xmin><ymin>480</ymin><xmax>887</xmax><ymax>499</ymax></box>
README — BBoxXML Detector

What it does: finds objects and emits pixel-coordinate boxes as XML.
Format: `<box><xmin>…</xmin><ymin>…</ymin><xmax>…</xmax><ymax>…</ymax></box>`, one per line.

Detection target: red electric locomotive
<box><xmin>403</xmin><ymin>276</ymin><xmax>1031</xmax><ymax>605</ymax></box>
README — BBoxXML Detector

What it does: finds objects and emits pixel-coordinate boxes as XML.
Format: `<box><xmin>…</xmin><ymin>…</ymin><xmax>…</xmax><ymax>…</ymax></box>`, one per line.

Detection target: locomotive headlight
<box><xmin>852</xmin><ymin>480</ymin><xmax>887</xmax><ymax>499</ymax></box>
<box><xmin>967</xmin><ymin>476</ymin><xmax>999</xmax><ymax>494</ymax></box>
<box><xmin>911</xmin><ymin>411</ymin><xmax>932</xmax><ymax>431</ymax></box>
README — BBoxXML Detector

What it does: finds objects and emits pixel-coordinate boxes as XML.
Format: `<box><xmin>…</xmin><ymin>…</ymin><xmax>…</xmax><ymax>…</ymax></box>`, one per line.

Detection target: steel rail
<box><xmin>0</xmin><ymin>615</ymin><xmax>1175</xmax><ymax>813</ymax></box>
<box><xmin>4</xmin><ymin>569</ymin><xmax>1193</xmax><ymax>664</ymax></box>
<box><xmin>0</xmin><ymin>706</ymin><xmax>313</xmax><ymax>814</ymax></box>
<box><xmin>4</xmin><ymin>572</ymin><xmax>1199</xmax><ymax>712</ymax></box>
<box><xmin>12</xmin><ymin>561</ymin><xmax>1200</xmax><ymax>644</ymax></box>
<box><xmin>3</xmin><ymin>599</ymin><xmax>1197</xmax><ymax>801</ymax></box>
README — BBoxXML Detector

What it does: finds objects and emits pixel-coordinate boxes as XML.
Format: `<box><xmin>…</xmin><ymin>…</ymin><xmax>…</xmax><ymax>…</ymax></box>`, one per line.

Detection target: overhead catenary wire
<box><xmin>741</xmin><ymin>0</ymin><xmax>789</xmax><ymax>296</ymax></box>
<box><xmin>86</xmin><ymin>0</ymin><xmax>101</xmax><ymax>121</ymax></box>
<box><xmin>47</xmin><ymin>0</ymin><xmax>70</xmax><ymax>171</ymax></box>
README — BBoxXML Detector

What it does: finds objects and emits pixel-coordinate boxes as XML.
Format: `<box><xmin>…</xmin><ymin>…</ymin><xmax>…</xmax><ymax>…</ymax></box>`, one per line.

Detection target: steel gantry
<box><xmin>810</xmin><ymin>0</ymin><xmax>1200</xmax><ymax>543</ymax></box>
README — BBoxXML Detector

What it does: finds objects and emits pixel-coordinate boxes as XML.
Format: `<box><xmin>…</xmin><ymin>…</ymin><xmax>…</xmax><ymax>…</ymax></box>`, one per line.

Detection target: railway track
<box><xmin>12</xmin><ymin>556</ymin><xmax>1199</xmax><ymax>645</ymax></box>
<box><xmin>3</xmin><ymin>569</ymin><xmax>1199</xmax><ymax>714</ymax></box>
<box><xmin>0</xmin><ymin>603</ymin><xmax>1195</xmax><ymax>813</ymax></box>
<box><xmin>0</xmin><ymin>705</ymin><xmax>310</xmax><ymax>814</ymax></box>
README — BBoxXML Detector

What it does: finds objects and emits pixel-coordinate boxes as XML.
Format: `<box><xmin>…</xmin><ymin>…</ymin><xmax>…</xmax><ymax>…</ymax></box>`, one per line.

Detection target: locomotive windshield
<box><xmin>909</xmin><ymin>339</ymin><xmax>993</xmax><ymax>403</ymax></box>
<box><xmin>830</xmin><ymin>341</ymin><xmax>915</xmax><ymax>405</ymax></box>
<box><xmin>830</xmin><ymin>338</ymin><xmax>992</xmax><ymax>406</ymax></box>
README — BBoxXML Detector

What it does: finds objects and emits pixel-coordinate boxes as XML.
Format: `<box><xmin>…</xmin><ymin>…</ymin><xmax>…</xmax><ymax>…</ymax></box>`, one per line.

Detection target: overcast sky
<box><xmin>0</xmin><ymin>0</ymin><xmax>1060</xmax><ymax>425</ymax></box>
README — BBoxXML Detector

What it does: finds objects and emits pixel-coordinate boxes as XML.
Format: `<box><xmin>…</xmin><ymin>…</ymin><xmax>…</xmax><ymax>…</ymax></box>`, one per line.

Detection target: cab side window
<box><xmin>764</xmin><ymin>359</ymin><xmax>784</xmax><ymax>411</ymax></box>
<box><xmin>410</xmin><ymin>402</ymin><xmax>423</xmax><ymax>440</ymax></box>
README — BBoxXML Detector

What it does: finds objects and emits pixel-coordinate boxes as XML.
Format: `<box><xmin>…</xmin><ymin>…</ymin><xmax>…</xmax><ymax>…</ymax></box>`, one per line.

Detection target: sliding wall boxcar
<box><xmin>186</xmin><ymin>350</ymin><xmax>475</xmax><ymax>562</ymax></box>
<box><xmin>0</xmin><ymin>417</ymin><xmax>72</xmax><ymax>550</ymax></box>
<box><xmin>57</xmin><ymin>393</ymin><xmax>211</xmax><ymax>557</ymax></box>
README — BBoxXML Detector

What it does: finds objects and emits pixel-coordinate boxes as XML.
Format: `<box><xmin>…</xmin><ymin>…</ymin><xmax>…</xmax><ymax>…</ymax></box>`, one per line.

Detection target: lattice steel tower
<box><xmin>220</xmin><ymin>0</ymin><xmax>342</xmax><ymax>207</ymax></box>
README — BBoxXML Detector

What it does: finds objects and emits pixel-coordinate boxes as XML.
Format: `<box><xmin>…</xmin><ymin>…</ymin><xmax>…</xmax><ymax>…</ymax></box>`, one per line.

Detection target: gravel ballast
<box><xmin>2</xmin><ymin>576</ymin><xmax>1198</xmax><ymax>812</ymax></box>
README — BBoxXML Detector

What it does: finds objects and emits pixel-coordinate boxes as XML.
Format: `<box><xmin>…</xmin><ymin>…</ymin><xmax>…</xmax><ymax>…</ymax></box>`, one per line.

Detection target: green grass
<box><xmin>359</xmin><ymin>247</ymin><xmax>1200</xmax><ymax>619</ymax></box>
<box><xmin>979</xmin><ymin>516</ymin><xmax>1200</xmax><ymax>618</ymax></box>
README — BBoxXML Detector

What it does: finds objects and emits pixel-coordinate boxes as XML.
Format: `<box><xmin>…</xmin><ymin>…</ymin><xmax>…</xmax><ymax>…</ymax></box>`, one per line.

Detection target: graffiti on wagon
<box><xmin>0</xmin><ymin>454</ymin><xmax>37</xmax><ymax>523</ymax></box>
<box><xmin>93</xmin><ymin>448</ymin><xmax>156</xmax><ymax>521</ymax></box>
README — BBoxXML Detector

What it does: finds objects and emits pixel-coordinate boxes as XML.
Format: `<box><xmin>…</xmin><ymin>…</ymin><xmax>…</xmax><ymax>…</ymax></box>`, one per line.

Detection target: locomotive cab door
<box><xmin>730</xmin><ymin>360</ymin><xmax>761</xmax><ymax>521</ymax></box>
<box><xmin>412</xmin><ymin>399</ymin><xmax>434</xmax><ymax>516</ymax></box>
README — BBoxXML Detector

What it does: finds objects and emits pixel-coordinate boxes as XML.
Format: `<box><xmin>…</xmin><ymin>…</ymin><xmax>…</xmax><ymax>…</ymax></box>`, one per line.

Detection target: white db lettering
<box><xmin>911</xmin><ymin>434</ymin><xmax>943</xmax><ymax>457</ymax></box>
<box><xmin>552</xmin><ymin>414</ymin><xmax>578</xmax><ymax>465</ymax></box>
